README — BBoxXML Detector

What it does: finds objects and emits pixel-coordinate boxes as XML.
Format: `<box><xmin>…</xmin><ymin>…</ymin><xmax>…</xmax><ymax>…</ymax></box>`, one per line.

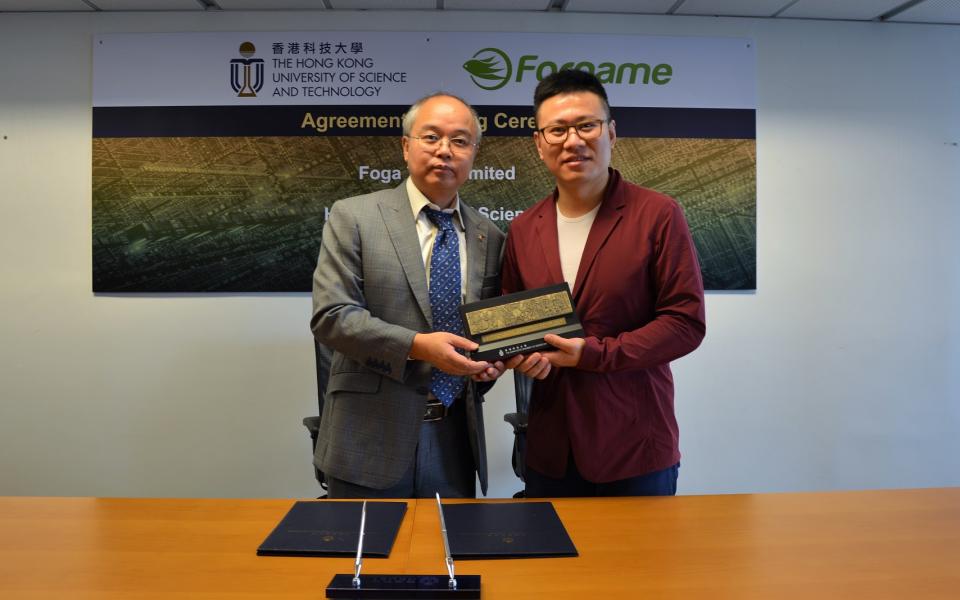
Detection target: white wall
<box><xmin>1</xmin><ymin>10</ymin><xmax>957</xmax><ymax>498</ymax></box>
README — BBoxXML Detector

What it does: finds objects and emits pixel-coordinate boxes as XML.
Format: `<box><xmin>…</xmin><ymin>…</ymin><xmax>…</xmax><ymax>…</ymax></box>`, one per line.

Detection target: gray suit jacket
<box><xmin>310</xmin><ymin>182</ymin><xmax>505</xmax><ymax>494</ymax></box>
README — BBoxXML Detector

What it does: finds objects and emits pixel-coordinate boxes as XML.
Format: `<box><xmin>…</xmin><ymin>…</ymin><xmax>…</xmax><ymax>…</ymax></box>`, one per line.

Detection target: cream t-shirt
<box><xmin>556</xmin><ymin>201</ymin><xmax>601</xmax><ymax>290</ymax></box>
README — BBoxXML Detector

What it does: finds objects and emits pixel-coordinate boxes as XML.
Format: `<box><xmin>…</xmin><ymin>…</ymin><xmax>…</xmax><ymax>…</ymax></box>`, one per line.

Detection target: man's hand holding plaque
<box><xmin>458</xmin><ymin>283</ymin><xmax>585</xmax><ymax>364</ymax></box>
<box><xmin>505</xmin><ymin>334</ymin><xmax>586</xmax><ymax>380</ymax></box>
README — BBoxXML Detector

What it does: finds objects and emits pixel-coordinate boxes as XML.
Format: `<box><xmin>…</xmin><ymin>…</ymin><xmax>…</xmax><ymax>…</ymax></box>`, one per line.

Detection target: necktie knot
<box><xmin>423</xmin><ymin>207</ymin><xmax>457</xmax><ymax>234</ymax></box>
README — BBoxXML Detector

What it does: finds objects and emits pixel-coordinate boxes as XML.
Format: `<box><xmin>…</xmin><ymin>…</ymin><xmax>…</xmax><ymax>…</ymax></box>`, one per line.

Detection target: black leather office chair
<box><xmin>302</xmin><ymin>341</ymin><xmax>332</xmax><ymax>495</ymax></box>
<box><xmin>503</xmin><ymin>371</ymin><xmax>533</xmax><ymax>498</ymax></box>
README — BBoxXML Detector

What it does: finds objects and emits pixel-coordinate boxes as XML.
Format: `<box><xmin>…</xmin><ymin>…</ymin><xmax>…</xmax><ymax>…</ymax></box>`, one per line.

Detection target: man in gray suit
<box><xmin>311</xmin><ymin>93</ymin><xmax>506</xmax><ymax>498</ymax></box>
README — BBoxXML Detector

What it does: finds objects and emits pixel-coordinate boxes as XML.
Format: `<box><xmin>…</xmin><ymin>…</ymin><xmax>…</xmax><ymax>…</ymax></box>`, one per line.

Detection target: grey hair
<box><xmin>401</xmin><ymin>92</ymin><xmax>483</xmax><ymax>145</ymax></box>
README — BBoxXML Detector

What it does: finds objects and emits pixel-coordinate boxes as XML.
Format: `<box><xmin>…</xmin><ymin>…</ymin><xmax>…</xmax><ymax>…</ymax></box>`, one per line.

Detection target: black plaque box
<box><xmin>459</xmin><ymin>283</ymin><xmax>584</xmax><ymax>362</ymax></box>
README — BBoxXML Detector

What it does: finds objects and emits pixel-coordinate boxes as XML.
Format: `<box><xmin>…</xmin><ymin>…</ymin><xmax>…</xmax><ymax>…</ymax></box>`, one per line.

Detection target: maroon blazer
<box><xmin>502</xmin><ymin>169</ymin><xmax>706</xmax><ymax>482</ymax></box>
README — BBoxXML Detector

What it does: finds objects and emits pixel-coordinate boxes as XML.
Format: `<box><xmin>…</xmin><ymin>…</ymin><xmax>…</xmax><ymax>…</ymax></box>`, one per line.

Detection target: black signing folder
<box><xmin>257</xmin><ymin>500</ymin><xmax>406</xmax><ymax>557</ymax></box>
<box><xmin>442</xmin><ymin>502</ymin><xmax>578</xmax><ymax>559</ymax></box>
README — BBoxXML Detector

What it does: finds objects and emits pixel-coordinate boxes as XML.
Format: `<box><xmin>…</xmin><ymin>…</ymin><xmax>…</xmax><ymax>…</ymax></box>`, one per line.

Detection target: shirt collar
<box><xmin>406</xmin><ymin>177</ymin><xmax>465</xmax><ymax>231</ymax></box>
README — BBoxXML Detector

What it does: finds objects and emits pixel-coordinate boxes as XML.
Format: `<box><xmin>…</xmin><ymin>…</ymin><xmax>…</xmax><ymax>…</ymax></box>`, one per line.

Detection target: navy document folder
<box><xmin>442</xmin><ymin>502</ymin><xmax>578</xmax><ymax>559</ymax></box>
<box><xmin>257</xmin><ymin>500</ymin><xmax>406</xmax><ymax>557</ymax></box>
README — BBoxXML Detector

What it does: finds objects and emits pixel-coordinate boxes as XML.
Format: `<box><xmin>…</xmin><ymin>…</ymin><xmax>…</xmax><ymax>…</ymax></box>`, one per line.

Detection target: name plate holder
<box><xmin>326</xmin><ymin>496</ymin><xmax>480</xmax><ymax>599</ymax></box>
<box><xmin>460</xmin><ymin>283</ymin><xmax>584</xmax><ymax>362</ymax></box>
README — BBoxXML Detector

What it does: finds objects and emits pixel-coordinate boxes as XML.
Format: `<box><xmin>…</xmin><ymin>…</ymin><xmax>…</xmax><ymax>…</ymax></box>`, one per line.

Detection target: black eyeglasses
<box><xmin>537</xmin><ymin>119</ymin><xmax>608</xmax><ymax>145</ymax></box>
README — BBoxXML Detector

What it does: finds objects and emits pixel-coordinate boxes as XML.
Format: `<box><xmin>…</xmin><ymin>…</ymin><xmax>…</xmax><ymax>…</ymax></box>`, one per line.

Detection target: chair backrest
<box><xmin>504</xmin><ymin>371</ymin><xmax>533</xmax><ymax>488</ymax></box>
<box><xmin>513</xmin><ymin>370</ymin><xmax>532</xmax><ymax>417</ymax></box>
<box><xmin>303</xmin><ymin>341</ymin><xmax>333</xmax><ymax>491</ymax></box>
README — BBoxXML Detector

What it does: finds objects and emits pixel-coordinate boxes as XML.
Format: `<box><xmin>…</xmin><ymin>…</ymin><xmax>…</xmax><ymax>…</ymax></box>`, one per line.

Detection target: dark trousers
<box><xmin>525</xmin><ymin>455</ymin><xmax>679</xmax><ymax>498</ymax></box>
<box><xmin>327</xmin><ymin>398</ymin><xmax>476</xmax><ymax>499</ymax></box>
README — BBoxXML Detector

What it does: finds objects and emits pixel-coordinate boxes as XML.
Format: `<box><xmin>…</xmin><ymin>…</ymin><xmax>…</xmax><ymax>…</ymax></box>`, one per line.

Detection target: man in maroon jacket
<box><xmin>502</xmin><ymin>69</ymin><xmax>706</xmax><ymax>497</ymax></box>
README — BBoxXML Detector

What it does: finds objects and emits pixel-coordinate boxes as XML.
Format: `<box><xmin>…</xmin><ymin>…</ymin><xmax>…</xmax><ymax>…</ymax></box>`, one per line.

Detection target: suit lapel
<box><xmin>573</xmin><ymin>174</ymin><xmax>624</xmax><ymax>300</ymax></box>
<box><xmin>461</xmin><ymin>205</ymin><xmax>488</xmax><ymax>303</ymax></box>
<box><xmin>534</xmin><ymin>194</ymin><xmax>565</xmax><ymax>287</ymax></box>
<box><xmin>379</xmin><ymin>185</ymin><xmax>431</xmax><ymax>323</ymax></box>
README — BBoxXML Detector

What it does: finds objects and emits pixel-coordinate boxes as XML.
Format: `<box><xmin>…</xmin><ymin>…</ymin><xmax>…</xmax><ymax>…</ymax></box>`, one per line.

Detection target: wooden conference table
<box><xmin>1</xmin><ymin>488</ymin><xmax>958</xmax><ymax>599</ymax></box>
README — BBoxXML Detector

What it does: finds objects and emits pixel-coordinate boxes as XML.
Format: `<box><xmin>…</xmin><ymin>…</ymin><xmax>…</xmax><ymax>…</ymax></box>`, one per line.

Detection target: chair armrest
<box><xmin>503</xmin><ymin>412</ymin><xmax>528</xmax><ymax>432</ymax></box>
<box><xmin>302</xmin><ymin>416</ymin><xmax>320</xmax><ymax>436</ymax></box>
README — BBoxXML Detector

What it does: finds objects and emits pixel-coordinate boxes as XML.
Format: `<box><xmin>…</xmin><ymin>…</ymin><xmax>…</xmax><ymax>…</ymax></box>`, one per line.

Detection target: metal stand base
<box><xmin>326</xmin><ymin>574</ymin><xmax>481</xmax><ymax>599</ymax></box>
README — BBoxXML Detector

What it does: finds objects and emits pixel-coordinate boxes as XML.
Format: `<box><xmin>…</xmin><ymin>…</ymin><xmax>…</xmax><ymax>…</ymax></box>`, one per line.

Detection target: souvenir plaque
<box><xmin>459</xmin><ymin>283</ymin><xmax>584</xmax><ymax>362</ymax></box>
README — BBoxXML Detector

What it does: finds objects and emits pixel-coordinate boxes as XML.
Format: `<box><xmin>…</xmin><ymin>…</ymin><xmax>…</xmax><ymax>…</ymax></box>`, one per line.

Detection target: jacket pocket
<box><xmin>327</xmin><ymin>372</ymin><xmax>382</xmax><ymax>394</ymax></box>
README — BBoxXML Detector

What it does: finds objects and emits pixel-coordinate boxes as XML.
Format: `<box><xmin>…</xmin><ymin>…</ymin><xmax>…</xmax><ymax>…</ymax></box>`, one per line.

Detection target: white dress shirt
<box><xmin>406</xmin><ymin>177</ymin><xmax>468</xmax><ymax>301</ymax></box>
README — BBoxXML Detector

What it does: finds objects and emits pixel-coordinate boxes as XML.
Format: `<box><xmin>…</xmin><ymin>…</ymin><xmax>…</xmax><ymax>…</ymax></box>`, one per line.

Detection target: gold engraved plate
<box><xmin>460</xmin><ymin>283</ymin><xmax>584</xmax><ymax>361</ymax></box>
<box><xmin>465</xmin><ymin>291</ymin><xmax>572</xmax><ymax>334</ymax></box>
<box><xmin>480</xmin><ymin>317</ymin><xmax>567</xmax><ymax>344</ymax></box>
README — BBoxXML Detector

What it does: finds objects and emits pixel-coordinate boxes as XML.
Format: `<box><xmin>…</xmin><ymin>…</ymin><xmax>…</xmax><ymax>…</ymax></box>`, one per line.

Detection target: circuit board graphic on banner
<box><xmin>93</xmin><ymin>31</ymin><xmax>756</xmax><ymax>292</ymax></box>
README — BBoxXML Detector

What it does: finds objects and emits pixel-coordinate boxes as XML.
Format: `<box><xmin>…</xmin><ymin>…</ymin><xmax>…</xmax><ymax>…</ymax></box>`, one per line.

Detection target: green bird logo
<box><xmin>463</xmin><ymin>48</ymin><xmax>512</xmax><ymax>91</ymax></box>
<box><xmin>463</xmin><ymin>57</ymin><xmax>502</xmax><ymax>81</ymax></box>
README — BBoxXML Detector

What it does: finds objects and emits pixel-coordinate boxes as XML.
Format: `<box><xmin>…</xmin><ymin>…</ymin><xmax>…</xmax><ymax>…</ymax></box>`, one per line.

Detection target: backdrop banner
<box><xmin>93</xmin><ymin>31</ymin><xmax>756</xmax><ymax>292</ymax></box>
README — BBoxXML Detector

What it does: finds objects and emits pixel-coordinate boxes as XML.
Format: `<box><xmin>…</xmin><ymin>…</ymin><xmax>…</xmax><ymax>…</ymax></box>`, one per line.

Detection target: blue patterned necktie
<box><xmin>424</xmin><ymin>208</ymin><xmax>465</xmax><ymax>407</ymax></box>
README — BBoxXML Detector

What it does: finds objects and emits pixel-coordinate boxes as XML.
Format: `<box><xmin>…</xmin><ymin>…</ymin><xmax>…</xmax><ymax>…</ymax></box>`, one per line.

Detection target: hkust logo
<box><xmin>230</xmin><ymin>42</ymin><xmax>265</xmax><ymax>97</ymax></box>
<box><xmin>463</xmin><ymin>47</ymin><xmax>673</xmax><ymax>90</ymax></box>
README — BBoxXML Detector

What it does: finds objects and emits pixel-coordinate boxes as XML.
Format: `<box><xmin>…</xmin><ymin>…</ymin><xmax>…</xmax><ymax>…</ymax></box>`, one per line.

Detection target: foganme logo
<box><xmin>463</xmin><ymin>48</ymin><xmax>512</xmax><ymax>90</ymax></box>
<box><xmin>463</xmin><ymin>48</ymin><xmax>674</xmax><ymax>90</ymax></box>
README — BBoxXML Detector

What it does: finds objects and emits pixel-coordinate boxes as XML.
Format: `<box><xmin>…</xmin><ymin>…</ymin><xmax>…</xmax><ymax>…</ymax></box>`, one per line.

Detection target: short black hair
<box><xmin>533</xmin><ymin>69</ymin><xmax>611</xmax><ymax>123</ymax></box>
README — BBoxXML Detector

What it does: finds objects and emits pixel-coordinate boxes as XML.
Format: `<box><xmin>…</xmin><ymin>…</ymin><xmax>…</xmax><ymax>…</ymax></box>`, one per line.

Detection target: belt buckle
<box><xmin>423</xmin><ymin>400</ymin><xmax>447</xmax><ymax>422</ymax></box>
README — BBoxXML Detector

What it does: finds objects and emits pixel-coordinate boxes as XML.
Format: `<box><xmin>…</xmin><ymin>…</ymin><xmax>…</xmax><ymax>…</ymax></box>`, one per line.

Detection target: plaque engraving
<box><xmin>459</xmin><ymin>283</ymin><xmax>584</xmax><ymax>362</ymax></box>
<box><xmin>465</xmin><ymin>292</ymin><xmax>572</xmax><ymax>334</ymax></box>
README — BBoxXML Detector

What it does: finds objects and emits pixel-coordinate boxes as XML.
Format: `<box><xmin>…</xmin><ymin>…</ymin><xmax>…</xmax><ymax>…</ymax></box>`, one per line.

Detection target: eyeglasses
<box><xmin>537</xmin><ymin>119</ymin><xmax>608</xmax><ymax>145</ymax></box>
<box><xmin>408</xmin><ymin>133</ymin><xmax>477</xmax><ymax>153</ymax></box>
